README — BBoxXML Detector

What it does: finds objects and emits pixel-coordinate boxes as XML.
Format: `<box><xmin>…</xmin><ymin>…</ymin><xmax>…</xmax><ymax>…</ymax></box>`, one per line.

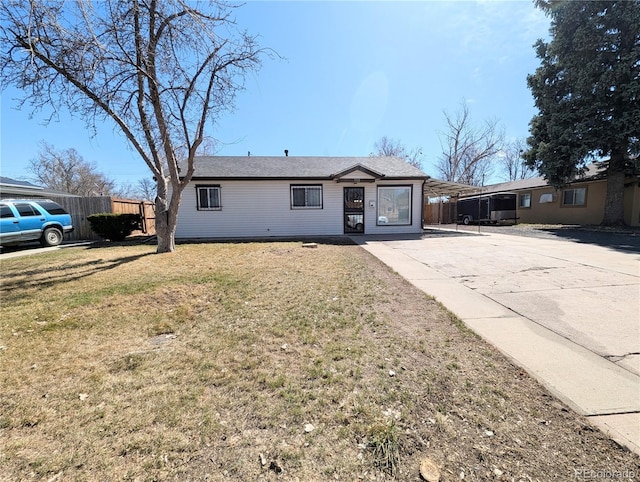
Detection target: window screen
<box><xmin>196</xmin><ymin>186</ymin><xmax>221</xmax><ymax>210</ymax></box>
<box><xmin>291</xmin><ymin>185</ymin><xmax>322</xmax><ymax>209</ymax></box>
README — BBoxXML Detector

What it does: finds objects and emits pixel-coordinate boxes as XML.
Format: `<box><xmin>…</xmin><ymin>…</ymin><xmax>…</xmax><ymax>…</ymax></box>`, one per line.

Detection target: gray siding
<box><xmin>176</xmin><ymin>179</ymin><xmax>424</xmax><ymax>239</ymax></box>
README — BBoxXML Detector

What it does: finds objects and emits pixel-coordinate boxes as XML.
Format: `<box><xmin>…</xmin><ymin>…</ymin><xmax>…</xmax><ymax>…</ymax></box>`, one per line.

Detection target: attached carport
<box><xmin>422</xmin><ymin>178</ymin><xmax>480</xmax><ymax>225</ymax></box>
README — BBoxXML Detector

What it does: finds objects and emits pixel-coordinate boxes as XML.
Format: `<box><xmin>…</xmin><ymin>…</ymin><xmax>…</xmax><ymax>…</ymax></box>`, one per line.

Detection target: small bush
<box><xmin>87</xmin><ymin>213</ymin><xmax>142</xmax><ymax>241</ymax></box>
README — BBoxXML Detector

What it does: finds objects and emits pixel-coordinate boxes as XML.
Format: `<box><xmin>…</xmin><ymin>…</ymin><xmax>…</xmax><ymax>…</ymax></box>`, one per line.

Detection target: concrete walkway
<box><xmin>354</xmin><ymin>228</ymin><xmax>640</xmax><ymax>455</ymax></box>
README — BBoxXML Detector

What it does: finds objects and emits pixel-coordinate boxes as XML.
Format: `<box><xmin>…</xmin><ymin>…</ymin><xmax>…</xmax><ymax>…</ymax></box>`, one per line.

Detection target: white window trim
<box><xmin>377</xmin><ymin>185</ymin><xmax>412</xmax><ymax>226</ymax></box>
<box><xmin>290</xmin><ymin>185</ymin><xmax>323</xmax><ymax>209</ymax></box>
<box><xmin>196</xmin><ymin>185</ymin><xmax>222</xmax><ymax>211</ymax></box>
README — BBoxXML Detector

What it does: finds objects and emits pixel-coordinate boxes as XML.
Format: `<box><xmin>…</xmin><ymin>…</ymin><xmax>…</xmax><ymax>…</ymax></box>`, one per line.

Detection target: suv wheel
<box><xmin>41</xmin><ymin>227</ymin><xmax>63</xmax><ymax>247</ymax></box>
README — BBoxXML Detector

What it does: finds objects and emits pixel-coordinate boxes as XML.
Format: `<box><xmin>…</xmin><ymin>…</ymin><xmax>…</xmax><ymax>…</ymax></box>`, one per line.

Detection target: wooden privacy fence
<box><xmin>110</xmin><ymin>197</ymin><xmax>156</xmax><ymax>236</ymax></box>
<box><xmin>49</xmin><ymin>196</ymin><xmax>155</xmax><ymax>241</ymax></box>
<box><xmin>423</xmin><ymin>199</ymin><xmax>457</xmax><ymax>225</ymax></box>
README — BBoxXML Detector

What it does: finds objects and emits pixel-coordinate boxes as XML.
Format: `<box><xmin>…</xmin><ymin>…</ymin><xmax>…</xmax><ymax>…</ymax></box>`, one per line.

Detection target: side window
<box><xmin>562</xmin><ymin>188</ymin><xmax>586</xmax><ymax>206</ymax></box>
<box><xmin>196</xmin><ymin>185</ymin><xmax>221</xmax><ymax>210</ymax></box>
<box><xmin>0</xmin><ymin>205</ymin><xmax>15</xmax><ymax>218</ymax></box>
<box><xmin>519</xmin><ymin>193</ymin><xmax>531</xmax><ymax>208</ymax></box>
<box><xmin>14</xmin><ymin>203</ymin><xmax>41</xmax><ymax>217</ymax></box>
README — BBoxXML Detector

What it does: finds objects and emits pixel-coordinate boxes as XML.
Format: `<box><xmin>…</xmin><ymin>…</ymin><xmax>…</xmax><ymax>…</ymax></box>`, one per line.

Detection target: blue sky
<box><xmin>0</xmin><ymin>1</ymin><xmax>550</xmax><ymax>187</ymax></box>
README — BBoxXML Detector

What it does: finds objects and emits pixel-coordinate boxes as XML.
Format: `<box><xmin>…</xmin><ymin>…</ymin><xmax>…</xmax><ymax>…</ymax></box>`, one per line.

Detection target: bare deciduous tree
<box><xmin>29</xmin><ymin>142</ymin><xmax>116</xmax><ymax>196</ymax></box>
<box><xmin>437</xmin><ymin>101</ymin><xmax>504</xmax><ymax>186</ymax></box>
<box><xmin>500</xmin><ymin>138</ymin><xmax>537</xmax><ymax>182</ymax></box>
<box><xmin>371</xmin><ymin>136</ymin><xmax>423</xmax><ymax>169</ymax></box>
<box><xmin>1</xmin><ymin>0</ymin><xmax>267</xmax><ymax>252</ymax></box>
<box><xmin>135</xmin><ymin>178</ymin><xmax>158</xmax><ymax>202</ymax></box>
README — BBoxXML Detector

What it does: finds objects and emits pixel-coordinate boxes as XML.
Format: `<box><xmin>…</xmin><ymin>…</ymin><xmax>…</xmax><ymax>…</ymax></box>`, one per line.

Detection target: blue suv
<box><xmin>0</xmin><ymin>199</ymin><xmax>74</xmax><ymax>247</ymax></box>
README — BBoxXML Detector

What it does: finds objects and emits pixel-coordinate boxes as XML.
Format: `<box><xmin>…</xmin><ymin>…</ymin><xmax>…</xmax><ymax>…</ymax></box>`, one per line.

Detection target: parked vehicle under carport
<box><xmin>457</xmin><ymin>192</ymin><xmax>517</xmax><ymax>225</ymax></box>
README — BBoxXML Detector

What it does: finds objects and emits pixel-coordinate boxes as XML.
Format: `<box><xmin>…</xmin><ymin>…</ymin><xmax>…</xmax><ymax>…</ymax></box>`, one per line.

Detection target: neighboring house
<box><xmin>0</xmin><ymin>176</ymin><xmax>155</xmax><ymax>240</ymax></box>
<box><xmin>472</xmin><ymin>164</ymin><xmax>640</xmax><ymax>226</ymax></box>
<box><xmin>175</xmin><ymin>156</ymin><xmax>429</xmax><ymax>238</ymax></box>
<box><xmin>0</xmin><ymin>176</ymin><xmax>77</xmax><ymax>199</ymax></box>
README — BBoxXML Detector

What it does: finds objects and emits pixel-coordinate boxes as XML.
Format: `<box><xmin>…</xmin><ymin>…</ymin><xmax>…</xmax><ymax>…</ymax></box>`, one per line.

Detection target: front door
<box><xmin>344</xmin><ymin>187</ymin><xmax>364</xmax><ymax>234</ymax></box>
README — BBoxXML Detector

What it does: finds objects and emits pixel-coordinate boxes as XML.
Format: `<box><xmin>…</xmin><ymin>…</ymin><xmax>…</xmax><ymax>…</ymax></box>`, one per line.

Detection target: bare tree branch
<box><xmin>371</xmin><ymin>136</ymin><xmax>423</xmax><ymax>169</ymax></box>
<box><xmin>500</xmin><ymin>138</ymin><xmax>537</xmax><ymax>181</ymax></box>
<box><xmin>436</xmin><ymin>101</ymin><xmax>504</xmax><ymax>186</ymax></box>
<box><xmin>1</xmin><ymin>0</ymin><xmax>269</xmax><ymax>252</ymax></box>
<box><xmin>28</xmin><ymin>141</ymin><xmax>116</xmax><ymax>196</ymax></box>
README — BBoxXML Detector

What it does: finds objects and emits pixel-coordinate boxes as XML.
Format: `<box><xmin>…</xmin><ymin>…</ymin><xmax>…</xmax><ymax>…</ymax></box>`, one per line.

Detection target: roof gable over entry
<box><xmin>184</xmin><ymin>156</ymin><xmax>428</xmax><ymax>180</ymax></box>
<box><xmin>331</xmin><ymin>164</ymin><xmax>384</xmax><ymax>183</ymax></box>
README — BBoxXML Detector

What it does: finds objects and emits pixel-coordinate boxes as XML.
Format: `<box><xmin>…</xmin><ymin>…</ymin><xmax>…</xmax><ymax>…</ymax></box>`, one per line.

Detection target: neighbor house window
<box><xmin>196</xmin><ymin>185</ymin><xmax>221</xmax><ymax>210</ymax></box>
<box><xmin>519</xmin><ymin>193</ymin><xmax>531</xmax><ymax>208</ymax></box>
<box><xmin>377</xmin><ymin>186</ymin><xmax>412</xmax><ymax>225</ymax></box>
<box><xmin>562</xmin><ymin>187</ymin><xmax>586</xmax><ymax>206</ymax></box>
<box><xmin>291</xmin><ymin>185</ymin><xmax>322</xmax><ymax>209</ymax></box>
<box><xmin>539</xmin><ymin>193</ymin><xmax>555</xmax><ymax>204</ymax></box>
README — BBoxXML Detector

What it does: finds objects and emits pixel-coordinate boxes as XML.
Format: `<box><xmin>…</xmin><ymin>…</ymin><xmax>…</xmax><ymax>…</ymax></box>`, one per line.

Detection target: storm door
<box><xmin>344</xmin><ymin>187</ymin><xmax>365</xmax><ymax>234</ymax></box>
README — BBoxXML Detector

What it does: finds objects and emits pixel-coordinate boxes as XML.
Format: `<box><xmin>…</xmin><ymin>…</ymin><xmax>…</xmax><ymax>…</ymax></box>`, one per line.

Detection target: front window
<box><xmin>519</xmin><ymin>193</ymin><xmax>531</xmax><ymax>208</ymax></box>
<box><xmin>291</xmin><ymin>185</ymin><xmax>322</xmax><ymax>209</ymax></box>
<box><xmin>196</xmin><ymin>185</ymin><xmax>221</xmax><ymax>210</ymax></box>
<box><xmin>377</xmin><ymin>186</ymin><xmax>412</xmax><ymax>225</ymax></box>
<box><xmin>562</xmin><ymin>188</ymin><xmax>586</xmax><ymax>206</ymax></box>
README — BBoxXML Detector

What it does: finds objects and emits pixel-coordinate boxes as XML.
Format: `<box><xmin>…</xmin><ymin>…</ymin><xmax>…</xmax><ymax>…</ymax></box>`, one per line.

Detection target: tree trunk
<box><xmin>155</xmin><ymin>207</ymin><xmax>176</xmax><ymax>253</ymax></box>
<box><xmin>154</xmin><ymin>179</ymin><xmax>177</xmax><ymax>253</ymax></box>
<box><xmin>602</xmin><ymin>159</ymin><xmax>626</xmax><ymax>226</ymax></box>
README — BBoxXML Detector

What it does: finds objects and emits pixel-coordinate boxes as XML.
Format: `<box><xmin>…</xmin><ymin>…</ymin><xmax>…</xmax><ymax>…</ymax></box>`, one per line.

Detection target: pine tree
<box><xmin>525</xmin><ymin>0</ymin><xmax>640</xmax><ymax>225</ymax></box>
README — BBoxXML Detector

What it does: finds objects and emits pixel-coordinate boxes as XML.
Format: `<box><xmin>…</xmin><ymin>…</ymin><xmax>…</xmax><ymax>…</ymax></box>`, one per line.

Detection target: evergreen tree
<box><xmin>525</xmin><ymin>0</ymin><xmax>640</xmax><ymax>225</ymax></box>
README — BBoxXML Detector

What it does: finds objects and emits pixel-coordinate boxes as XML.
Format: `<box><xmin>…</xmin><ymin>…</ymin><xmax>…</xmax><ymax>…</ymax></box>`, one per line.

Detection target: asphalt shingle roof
<box><xmin>185</xmin><ymin>156</ymin><xmax>428</xmax><ymax>179</ymax></box>
<box><xmin>479</xmin><ymin>163</ymin><xmax>608</xmax><ymax>195</ymax></box>
<box><xmin>0</xmin><ymin>177</ymin><xmax>43</xmax><ymax>188</ymax></box>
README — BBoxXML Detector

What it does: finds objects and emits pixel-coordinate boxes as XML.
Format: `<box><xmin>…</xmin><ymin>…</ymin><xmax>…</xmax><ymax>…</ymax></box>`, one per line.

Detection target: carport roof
<box><xmin>423</xmin><ymin>179</ymin><xmax>480</xmax><ymax>197</ymax></box>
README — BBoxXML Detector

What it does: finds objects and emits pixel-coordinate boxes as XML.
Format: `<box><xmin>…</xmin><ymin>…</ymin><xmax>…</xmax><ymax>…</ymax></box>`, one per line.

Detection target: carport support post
<box><xmin>478</xmin><ymin>175</ymin><xmax>484</xmax><ymax>234</ymax></box>
<box><xmin>477</xmin><ymin>195</ymin><xmax>481</xmax><ymax>234</ymax></box>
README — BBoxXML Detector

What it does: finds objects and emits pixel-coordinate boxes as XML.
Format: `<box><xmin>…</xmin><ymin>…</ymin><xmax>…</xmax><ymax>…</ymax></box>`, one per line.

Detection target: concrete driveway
<box><xmin>354</xmin><ymin>228</ymin><xmax>640</xmax><ymax>455</ymax></box>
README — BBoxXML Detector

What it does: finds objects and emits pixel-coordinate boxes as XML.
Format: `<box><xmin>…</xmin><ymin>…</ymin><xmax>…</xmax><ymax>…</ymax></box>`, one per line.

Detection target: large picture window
<box><xmin>291</xmin><ymin>185</ymin><xmax>322</xmax><ymax>209</ymax></box>
<box><xmin>562</xmin><ymin>187</ymin><xmax>586</xmax><ymax>206</ymax></box>
<box><xmin>196</xmin><ymin>185</ymin><xmax>221</xmax><ymax>210</ymax></box>
<box><xmin>377</xmin><ymin>186</ymin><xmax>412</xmax><ymax>225</ymax></box>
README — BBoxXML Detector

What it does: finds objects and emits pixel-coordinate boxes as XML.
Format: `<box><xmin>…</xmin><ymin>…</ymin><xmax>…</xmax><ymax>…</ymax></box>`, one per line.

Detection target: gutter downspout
<box><xmin>421</xmin><ymin>177</ymin><xmax>429</xmax><ymax>231</ymax></box>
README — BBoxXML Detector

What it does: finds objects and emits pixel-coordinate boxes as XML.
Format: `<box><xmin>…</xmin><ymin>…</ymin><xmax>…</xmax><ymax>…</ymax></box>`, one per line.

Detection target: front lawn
<box><xmin>0</xmin><ymin>242</ymin><xmax>637</xmax><ymax>480</ymax></box>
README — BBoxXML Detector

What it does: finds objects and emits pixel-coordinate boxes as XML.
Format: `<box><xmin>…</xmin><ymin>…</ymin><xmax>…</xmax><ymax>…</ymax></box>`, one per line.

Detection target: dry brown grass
<box><xmin>0</xmin><ymin>241</ymin><xmax>638</xmax><ymax>481</ymax></box>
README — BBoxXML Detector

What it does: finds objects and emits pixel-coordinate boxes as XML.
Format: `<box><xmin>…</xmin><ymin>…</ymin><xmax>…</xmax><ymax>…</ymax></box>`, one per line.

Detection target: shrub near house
<box><xmin>87</xmin><ymin>213</ymin><xmax>142</xmax><ymax>241</ymax></box>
